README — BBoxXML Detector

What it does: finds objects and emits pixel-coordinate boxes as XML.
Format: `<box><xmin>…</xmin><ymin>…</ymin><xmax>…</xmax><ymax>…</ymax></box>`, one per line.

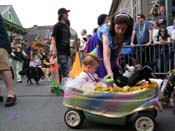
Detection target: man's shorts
<box><xmin>0</xmin><ymin>48</ymin><xmax>10</xmax><ymax>71</ymax></box>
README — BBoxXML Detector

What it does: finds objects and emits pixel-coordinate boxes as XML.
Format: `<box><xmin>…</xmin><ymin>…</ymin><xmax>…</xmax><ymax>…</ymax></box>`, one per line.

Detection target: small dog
<box><xmin>161</xmin><ymin>71</ymin><xmax>175</xmax><ymax>104</ymax></box>
<box><xmin>123</xmin><ymin>64</ymin><xmax>140</xmax><ymax>78</ymax></box>
<box><xmin>114</xmin><ymin>64</ymin><xmax>141</xmax><ymax>87</ymax></box>
<box><xmin>115</xmin><ymin>63</ymin><xmax>155</xmax><ymax>87</ymax></box>
<box><xmin>127</xmin><ymin>65</ymin><xmax>154</xmax><ymax>87</ymax></box>
<box><xmin>19</xmin><ymin>66</ymin><xmax>45</xmax><ymax>84</ymax></box>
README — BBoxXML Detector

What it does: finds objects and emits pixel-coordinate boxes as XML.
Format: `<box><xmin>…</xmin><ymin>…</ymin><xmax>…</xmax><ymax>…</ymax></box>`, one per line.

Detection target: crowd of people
<box><xmin>148</xmin><ymin>1</ymin><xmax>175</xmax><ymax>72</ymax></box>
<box><xmin>83</xmin><ymin>1</ymin><xmax>175</xmax><ymax>78</ymax></box>
<box><xmin>0</xmin><ymin>16</ymin><xmax>52</xmax><ymax>107</ymax></box>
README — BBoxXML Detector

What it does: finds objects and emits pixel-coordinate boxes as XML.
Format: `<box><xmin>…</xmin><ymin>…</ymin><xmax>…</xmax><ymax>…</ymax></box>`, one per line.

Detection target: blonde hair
<box><xmin>83</xmin><ymin>55</ymin><xmax>99</xmax><ymax>66</ymax></box>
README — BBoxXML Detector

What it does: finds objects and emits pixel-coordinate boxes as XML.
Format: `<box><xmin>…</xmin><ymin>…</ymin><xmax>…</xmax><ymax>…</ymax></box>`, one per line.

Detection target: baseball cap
<box><xmin>58</xmin><ymin>8</ymin><xmax>70</xmax><ymax>15</ymax></box>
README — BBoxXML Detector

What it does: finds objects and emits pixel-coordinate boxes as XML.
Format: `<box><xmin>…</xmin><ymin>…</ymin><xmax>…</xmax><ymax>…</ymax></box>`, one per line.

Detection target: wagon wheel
<box><xmin>64</xmin><ymin>109</ymin><xmax>84</xmax><ymax>129</ymax></box>
<box><xmin>133</xmin><ymin>113</ymin><xmax>155</xmax><ymax>131</ymax></box>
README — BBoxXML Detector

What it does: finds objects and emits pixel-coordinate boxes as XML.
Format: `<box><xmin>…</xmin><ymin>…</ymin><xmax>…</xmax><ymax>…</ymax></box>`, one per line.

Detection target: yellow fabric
<box><xmin>69</xmin><ymin>52</ymin><xmax>82</xmax><ymax>78</ymax></box>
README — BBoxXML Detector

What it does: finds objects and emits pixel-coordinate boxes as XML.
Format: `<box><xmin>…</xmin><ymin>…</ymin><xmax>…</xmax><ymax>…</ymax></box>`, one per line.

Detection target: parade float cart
<box><xmin>63</xmin><ymin>80</ymin><xmax>162</xmax><ymax>131</ymax></box>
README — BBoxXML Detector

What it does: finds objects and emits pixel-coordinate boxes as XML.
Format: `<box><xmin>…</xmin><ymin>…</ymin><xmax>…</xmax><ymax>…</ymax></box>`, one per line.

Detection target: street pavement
<box><xmin>0</xmin><ymin>77</ymin><xmax>175</xmax><ymax>131</ymax></box>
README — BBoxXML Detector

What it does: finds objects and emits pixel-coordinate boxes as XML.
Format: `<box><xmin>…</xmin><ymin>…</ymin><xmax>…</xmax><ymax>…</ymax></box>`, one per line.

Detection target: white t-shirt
<box><xmin>79</xmin><ymin>71</ymin><xmax>98</xmax><ymax>82</ymax></box>
<box><xmin>153</xmin><ymin>28</ymin><xmax>159</xmax><ymax>43</ymax></box>
<box><xmin>171</xmin><ymin>29</ymin><xmax>175</xmax><ymax>40</ymax></box>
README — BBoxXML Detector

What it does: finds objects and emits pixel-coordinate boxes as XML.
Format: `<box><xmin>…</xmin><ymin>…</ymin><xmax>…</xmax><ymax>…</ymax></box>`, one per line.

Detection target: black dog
<box><xmin>113</xmin><ymin>61</ymin><xmax>157</xmax><ymax>88</ymax></box>
<box><xmin>114</xmin><ymin>64</ymin><xmax>141</xmax><ymax>87</ymax></box>
<box><xmin>19</xmin><ymin>66</ymin><xmax>45</xmax><ymax>84</ymax></box>
<box><xmin>126</xmin><ymin>62</ymin><xmax>157</xmax><ymax>87</ymax></box>
<box><xmin>162</xmin><ymin>71</ymin><xmax>175</xmax><ymax>104</ymax></box>
<box><xmin>127</xmin><ymin>65</ymin><xmax>154</xmax><ymax>87</ymax></box>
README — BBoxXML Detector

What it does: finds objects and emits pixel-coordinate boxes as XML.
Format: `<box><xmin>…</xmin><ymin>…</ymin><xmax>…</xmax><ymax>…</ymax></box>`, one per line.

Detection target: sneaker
<box><xmin>0</xmin><ymin>96</ymin><xmax>3</xmax><ymax>102</ymax></box>
<box><xmin>4</xmin><ymin>95</ymin><xmax>17</xmax><ymax>107</ymax></box>
<box><xmin>16</xmin><ymin>80</ymin><xmax>22</xmax><ymax>83</ymax></box>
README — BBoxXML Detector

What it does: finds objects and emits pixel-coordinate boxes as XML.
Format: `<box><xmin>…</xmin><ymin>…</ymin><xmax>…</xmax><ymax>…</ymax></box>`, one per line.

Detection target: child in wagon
<box><xmin>78</xmin><ymin>46</ymin><xmax>101</xmax><ymax>83</ymax></box>
<box><xmin>77</xmin><ymin>46</ymin><xmax>116</xmax><ymax>92</ymax></box>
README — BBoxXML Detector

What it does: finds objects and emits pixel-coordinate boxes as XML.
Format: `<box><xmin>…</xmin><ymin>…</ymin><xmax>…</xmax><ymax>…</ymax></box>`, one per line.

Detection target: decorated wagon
<box><xmin>63</xmin><ymin>79</ymin><xmax>162</xmax><ymax>131</ymax></box>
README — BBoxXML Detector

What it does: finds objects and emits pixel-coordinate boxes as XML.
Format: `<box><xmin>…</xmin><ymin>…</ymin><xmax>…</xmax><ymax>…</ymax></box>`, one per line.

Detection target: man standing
<box><xmin>0</xmin><ymin>14</ymin><xmax>16</xmax><ymax>107</ymax></box>
<box><xmin>131</xmin><ymin>14</ymin><xmax>153</xmax><ymax>64</ymax></box>
<box><xmin>51</xmin><ymin>7</ymin><xmax>71</xmax><ymax>83</ymax></box>
<box><xmin>131</xmin><ymin>14</ymin><xmax>153</xmax><ymax>46</ymax></box>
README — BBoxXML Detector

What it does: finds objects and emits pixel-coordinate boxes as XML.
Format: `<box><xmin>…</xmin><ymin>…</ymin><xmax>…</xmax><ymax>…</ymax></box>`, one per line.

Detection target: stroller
<box><xmin>63</xmin><ymin>80</ymin><xmax>162</xmax><ymax>131</ymax></box>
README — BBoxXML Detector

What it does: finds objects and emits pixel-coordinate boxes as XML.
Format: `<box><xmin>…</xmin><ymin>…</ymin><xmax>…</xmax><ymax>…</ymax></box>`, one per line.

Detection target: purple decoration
<box><xmin>10</xmin><ymin>114</ymin><xmax>17</xmax><ymax>120</ymax></box>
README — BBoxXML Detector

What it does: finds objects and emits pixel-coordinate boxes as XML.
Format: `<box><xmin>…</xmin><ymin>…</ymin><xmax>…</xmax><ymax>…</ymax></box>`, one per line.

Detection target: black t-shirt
<box><xmin>52</xmin><ymin>22</ymin><xmax>70</xmax><ymax>56</ymax></box>
<box><xmin>0</xmin><ymin>14</ymin><xmax>11</xmax><ymax>53</ymax></box>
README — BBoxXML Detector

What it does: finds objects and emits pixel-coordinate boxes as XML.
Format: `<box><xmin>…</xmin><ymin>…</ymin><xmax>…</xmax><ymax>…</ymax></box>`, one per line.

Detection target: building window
<box><xmin>8</xmin><ymin>12</ymin><xmax>12</xmax><ymax>21</ymax></box>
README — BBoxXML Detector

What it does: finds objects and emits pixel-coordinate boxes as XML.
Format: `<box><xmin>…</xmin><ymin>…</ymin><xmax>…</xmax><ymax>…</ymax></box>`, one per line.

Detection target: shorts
<box><xmin>0</xmin><ymin>48</ymin><xmax>10</xmax><ymax>71</ymax></box>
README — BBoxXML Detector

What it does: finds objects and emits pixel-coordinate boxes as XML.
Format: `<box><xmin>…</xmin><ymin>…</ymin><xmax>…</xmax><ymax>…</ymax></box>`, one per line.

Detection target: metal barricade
<box><xmin>121</xmin><ymin>44</ymin><xmax>174</xmax><ymax>76</ymax></box>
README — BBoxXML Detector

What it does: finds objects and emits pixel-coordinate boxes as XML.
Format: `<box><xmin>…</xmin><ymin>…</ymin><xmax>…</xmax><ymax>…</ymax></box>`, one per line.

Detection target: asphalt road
<box><xmin>0</xmin><ymin>78</ymin><xmax>175</xmax><ymax>131</ymax></box>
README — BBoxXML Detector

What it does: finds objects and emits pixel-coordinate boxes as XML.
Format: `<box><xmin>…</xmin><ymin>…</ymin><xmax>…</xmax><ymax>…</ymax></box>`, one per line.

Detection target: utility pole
<box><xmin>165</xmin><ymin>0</ymin><xmax>172</xmax><ymax>26</ymax></box>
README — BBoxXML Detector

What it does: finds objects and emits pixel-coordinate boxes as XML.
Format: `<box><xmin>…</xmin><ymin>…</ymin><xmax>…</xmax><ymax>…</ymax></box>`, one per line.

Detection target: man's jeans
<box><xmin>57</xmin><ymin>55</ymin><xmax>69</xmax><ymax>81</ymax></box>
